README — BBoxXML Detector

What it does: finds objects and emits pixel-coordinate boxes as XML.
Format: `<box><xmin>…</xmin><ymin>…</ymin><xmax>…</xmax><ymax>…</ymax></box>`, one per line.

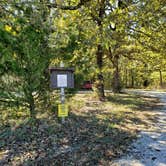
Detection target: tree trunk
<box><xmin>125</xmin><ymin>68</ymin><xmax>128</xmax><ymax>88</ymax></box>
<box><xmin>95</xmin><ymin>44</ymin><xmax>105</xmax><ymax>100</ymax></box>
<box><xmin>131</xmin><ymin>69</ymin><xmax>134</xmax><ymax>88</ymax></box>
<box><xmin>159</xmin><ymin>70</ymin><xmax>163</xmax><ymax>87</ymax></box>
<box><xmin>112</xmin><ymin>56</ymin><xmax>121</xmax><ymax>93</ymax></box>
<box><xmin>143</xmin><ymin>80</ymin><xmax>149</xmax><ymax>87</ymax></box>
<box><xmin>94</xmin><ymin>0</ymin><xmax>106</xmax><ymax>100</ymax></box>
<box><xmin>29</xmin><ymin>93</ymin><xmax>36</xmax><ymax>119</ymax></box>
<box><xmin>143</xmin><ymin>64</ymin><xmax>149</xmax><ymax>88</ymax></box>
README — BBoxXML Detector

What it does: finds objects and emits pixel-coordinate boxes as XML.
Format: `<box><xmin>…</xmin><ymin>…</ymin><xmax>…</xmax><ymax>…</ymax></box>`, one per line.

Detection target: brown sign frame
<box><xmin>49</xmin><ymin>67</ymin><xmax>74</xmax><ymax>89</ymax></box>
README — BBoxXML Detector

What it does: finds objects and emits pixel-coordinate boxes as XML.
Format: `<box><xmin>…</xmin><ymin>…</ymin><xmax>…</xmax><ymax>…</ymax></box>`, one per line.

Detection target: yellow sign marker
<box><xmin>58</xmin><ymin>104</ymin><xmax>68</xmax><ymax>117</ymax></box>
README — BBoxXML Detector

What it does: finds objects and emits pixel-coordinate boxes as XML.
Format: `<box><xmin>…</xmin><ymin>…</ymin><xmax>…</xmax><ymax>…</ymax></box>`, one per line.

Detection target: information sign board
<box><xmin>57</xmin><ymin>74</ymin><xmax>67</xmax><ymax>87</ymax></box>
<box><xmin>49</xmin><ymin>67</ymin><xmax>74</xmax><ymax>89</ymax></box>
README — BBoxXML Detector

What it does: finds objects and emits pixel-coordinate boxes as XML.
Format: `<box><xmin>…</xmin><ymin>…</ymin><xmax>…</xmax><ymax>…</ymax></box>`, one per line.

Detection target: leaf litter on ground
<box><xmin>0</xmin><ymin>92</ymin><xmax>161</xmax><ymax>165</ymax></box>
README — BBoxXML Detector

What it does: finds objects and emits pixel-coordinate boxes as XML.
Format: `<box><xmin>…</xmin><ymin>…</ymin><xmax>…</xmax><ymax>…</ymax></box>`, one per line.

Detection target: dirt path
<box><xmin>111</xmin><ymin>90</ymin><xmax>166</xmax><ymax>166</ymax></box>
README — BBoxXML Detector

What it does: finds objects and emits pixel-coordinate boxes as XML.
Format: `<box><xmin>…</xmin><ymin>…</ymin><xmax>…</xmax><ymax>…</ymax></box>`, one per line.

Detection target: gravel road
<box><xmin>111</xmin><ymin>90</ymin><xmax>166</xmax><ymax>166</ymax></box>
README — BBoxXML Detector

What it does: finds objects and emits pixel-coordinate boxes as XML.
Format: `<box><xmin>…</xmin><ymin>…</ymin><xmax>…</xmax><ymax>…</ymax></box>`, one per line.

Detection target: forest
<box><xmin>0</xmin><ymin>0</ymin><xmax>166</xmax><ymax>165</ymax></box>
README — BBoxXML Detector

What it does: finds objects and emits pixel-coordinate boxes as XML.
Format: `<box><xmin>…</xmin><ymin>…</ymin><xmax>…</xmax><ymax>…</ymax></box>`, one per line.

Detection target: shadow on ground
<box><xmin>106</xmin><ymin>93</ymin><xmax>161</xmax><ymax>111</ymax></box>
<box><xmin>0</xmin><ymin>92</ymin><xmax>160</xmax><ymax>165</ymax></box>
<box><xmin>0</xmin><ymin>112</ymin><xmax>135</xmax><ymax>165</ymax></box>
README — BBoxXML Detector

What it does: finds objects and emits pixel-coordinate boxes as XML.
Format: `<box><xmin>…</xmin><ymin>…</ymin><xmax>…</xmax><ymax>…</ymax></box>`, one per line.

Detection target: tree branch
<box><xmin>48</xmin><ymin>0</ymin><xmax>91</xmax><ymax>10</ymax></box>
<box><xmin>129</xmin><ymin>27</ymin><xmax>152</xmax><ymax>38</ymax></box>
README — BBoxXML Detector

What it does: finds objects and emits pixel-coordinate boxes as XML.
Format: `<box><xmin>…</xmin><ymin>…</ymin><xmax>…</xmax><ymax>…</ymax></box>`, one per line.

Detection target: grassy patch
<box><xmin>0</xmin><ymin>92</ymin><xmax>159</xmax><ymax>165</ymax></box>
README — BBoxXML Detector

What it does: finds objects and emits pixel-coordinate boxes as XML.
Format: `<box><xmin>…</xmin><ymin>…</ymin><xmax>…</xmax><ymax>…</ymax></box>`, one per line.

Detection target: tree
<box><xmin>0</xmin><ymin>2</ymin><xmax>52</xmax><ymax>118</ymax></box>
<box><xmin>0</xmin><ymin>0</ymin><xmax>93</xmax><ymax>117</ymax></box>
<box><xmin>127</xmin><ymin>0</ymin><xmax>166</xmax><ymax>87</ymax></box>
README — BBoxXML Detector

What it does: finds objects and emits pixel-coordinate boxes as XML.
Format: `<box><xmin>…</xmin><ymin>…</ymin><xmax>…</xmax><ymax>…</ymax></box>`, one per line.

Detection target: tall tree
<box><xmin>0</xmin><ymin>2</ymin><xmax>52</xmax><ymax>118</ymax></box>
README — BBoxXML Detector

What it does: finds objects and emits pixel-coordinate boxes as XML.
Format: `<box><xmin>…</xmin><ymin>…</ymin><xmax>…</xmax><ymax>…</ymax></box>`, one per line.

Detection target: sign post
<box><xmin>60</xmin><ymin>62</ymin><xmax>65</xmax><ymax>123</ymax></box>
<box><xmin>60</xmin><ymin>87</ymin><xmax>65</xmax><ymax>123</ymax></box>
<box><xmin>49</xmin><ymin>62</ymin><xmax>74</xmax><ymax>123</ymax></box>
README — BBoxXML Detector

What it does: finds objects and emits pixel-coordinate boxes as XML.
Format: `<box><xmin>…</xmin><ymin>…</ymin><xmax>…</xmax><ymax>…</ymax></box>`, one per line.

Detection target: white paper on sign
<box><xmin>57</xmin><ymin>74</ymin><xmax>67</xmax><ymax>87</ymax></box>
